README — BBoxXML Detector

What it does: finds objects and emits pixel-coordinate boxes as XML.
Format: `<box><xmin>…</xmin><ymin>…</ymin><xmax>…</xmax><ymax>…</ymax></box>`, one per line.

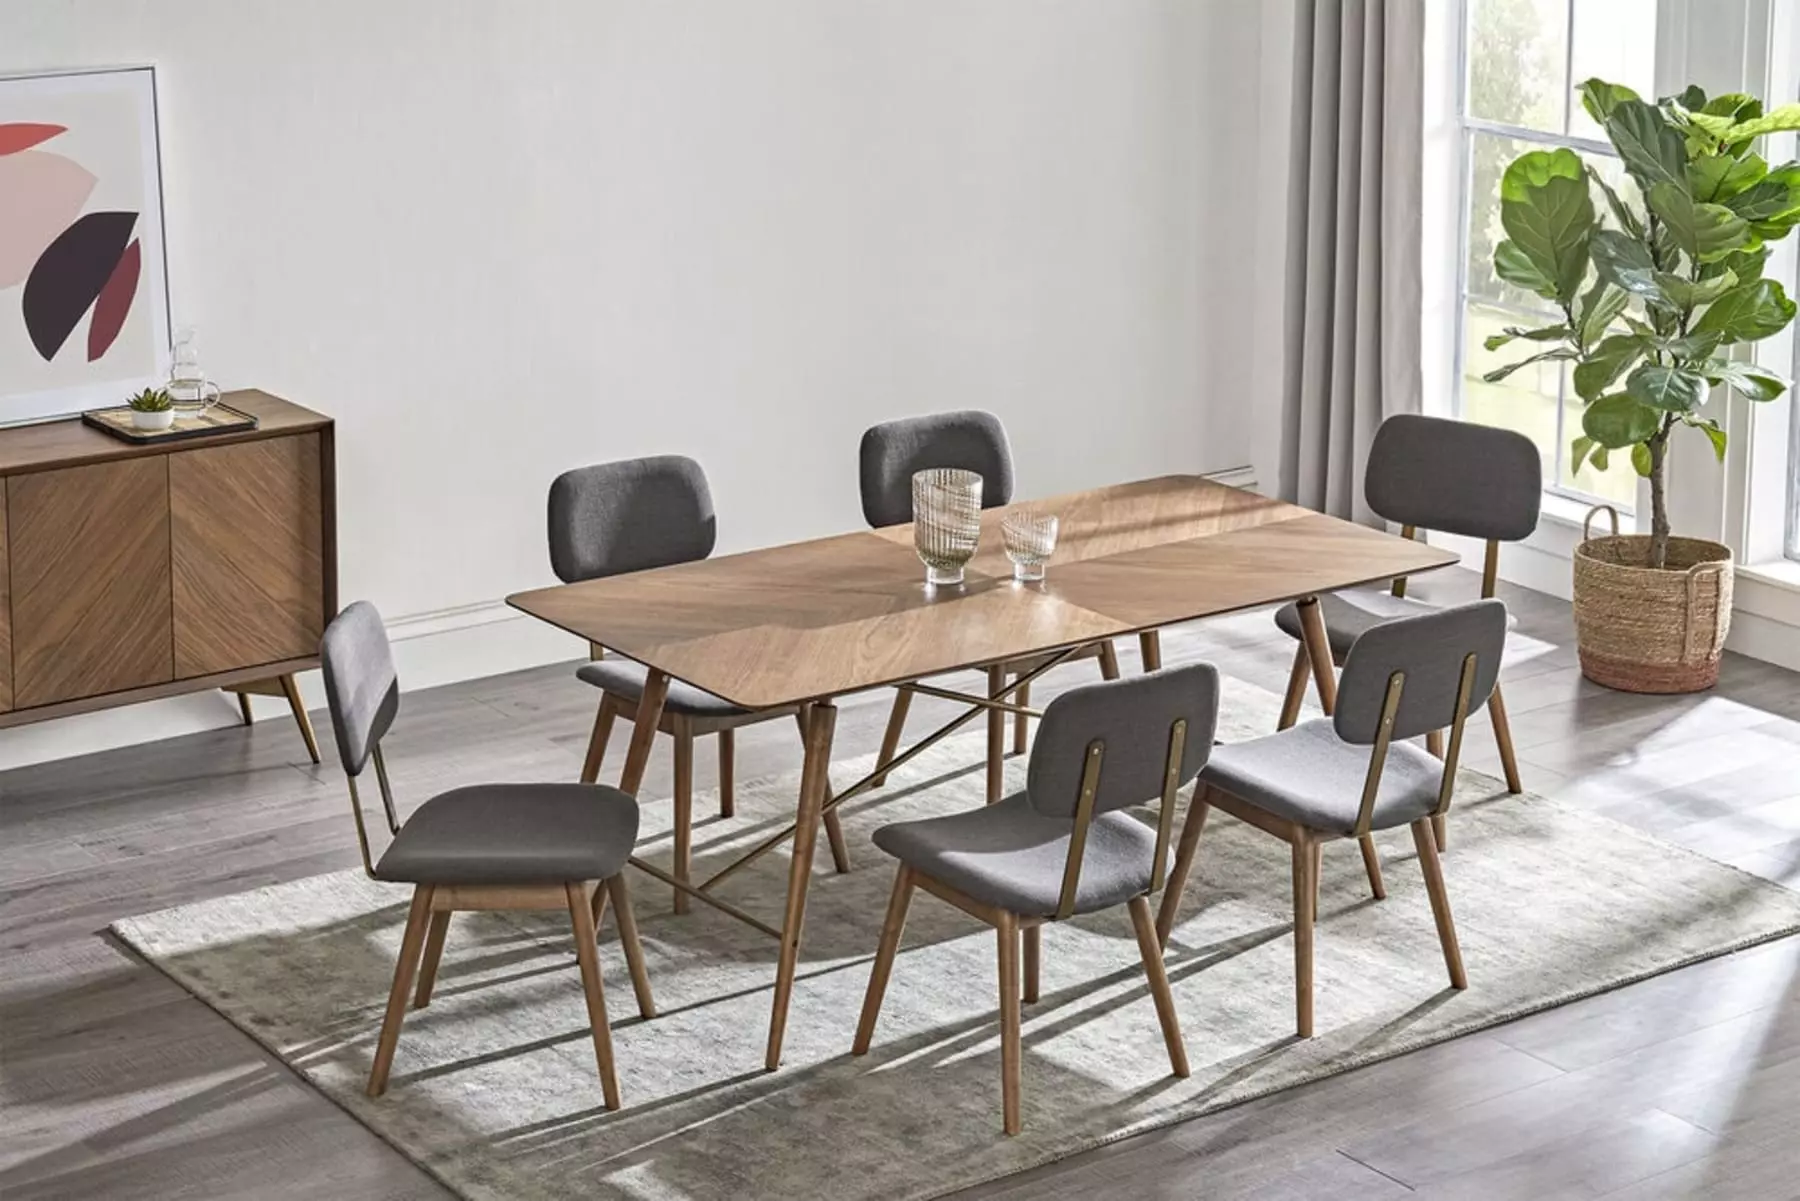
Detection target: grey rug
<box><xmin>113</xmin><ymin>679</ymin><xmax>1800</xmax><ymax>1201</ymax></box>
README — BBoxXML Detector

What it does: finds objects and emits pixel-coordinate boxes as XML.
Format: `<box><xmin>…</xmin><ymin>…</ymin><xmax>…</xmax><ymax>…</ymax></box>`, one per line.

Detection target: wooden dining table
<box><xmin>507</xmin><ymin>475</ymin><xmax>1458</xmax><ymax>1070</ymax></box>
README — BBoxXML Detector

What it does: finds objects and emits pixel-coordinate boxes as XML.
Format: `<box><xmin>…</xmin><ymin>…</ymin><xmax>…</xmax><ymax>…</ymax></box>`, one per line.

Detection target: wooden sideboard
<box><xmin>0</xmin><ymin>390</ymin><xmax>335</xmax><ymax>760</ymax></box>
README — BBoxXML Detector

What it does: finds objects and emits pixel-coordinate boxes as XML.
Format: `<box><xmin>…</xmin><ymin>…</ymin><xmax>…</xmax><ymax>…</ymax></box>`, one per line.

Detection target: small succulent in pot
<box><xmin>127</xmin><ymin>386</ymin><xmax>176</xmax><ymax>430</ymax></box>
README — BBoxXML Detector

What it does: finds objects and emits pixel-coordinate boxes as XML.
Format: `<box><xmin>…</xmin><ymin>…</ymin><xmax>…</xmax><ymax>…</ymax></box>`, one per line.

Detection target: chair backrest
<box><xmin>1364</xmin><ymin>414</ymin><xmax>1541</xmax><ymax>543</ymax></box>
<box><xmin>1334</xmin><ymin>599</ymin><xmax>1508</xmax><ymax>745</ymax></box>
<box><xmin>319</xmin><ymin>600</ymin><xmax>400</xmax><ymax>777</ymax></box>
<box><xmin>858</xmin><ymin>410</ymin><xmax>1015</xmax><ymax>528</ymax></box>
<box><xmin>1026</xmin><ymin>663</ymin><xmax>1219</xmax><ymax>819</ymax></box>
<box><xmin>547</xmin><ymin>455</ymin><xmax>717</xmax><ymax>584</ymax></box>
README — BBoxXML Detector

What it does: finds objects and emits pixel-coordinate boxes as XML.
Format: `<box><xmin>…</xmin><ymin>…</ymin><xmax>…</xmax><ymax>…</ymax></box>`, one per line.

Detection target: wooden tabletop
<box><xmin>507</xmin><ymin>476</ymin><xmax>1459</xmax><ymax>710</ymax></box>
<box><xmin>0</xmin><ymin>389</ymin><xmax>330</xmax><ymax>476</ymax></box>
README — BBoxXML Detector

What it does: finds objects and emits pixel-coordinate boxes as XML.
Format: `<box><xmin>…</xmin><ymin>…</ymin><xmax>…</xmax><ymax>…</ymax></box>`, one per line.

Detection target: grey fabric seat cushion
<box><xmin>576</xmin><ymin>659</ymin><xmax>749</xmax><ymax>717</ymax></box>
<box><xmin>1273</xmin><ymin>590</ymin><xmax>1516</xmax><ymax>658</ymax></box>
<box><xmin>1199</xmin><ymin>719</ymin><xmax>1441</xmax><ymax>835</ymax></box>
<box><xmin>872</xmin><ymin>794</ymin><xmax>1156</xmax><ymax>917</ymax></box>
<box><xmin>375</xmin><ymin>783</ymin><xmax>639</xmax><ymax>884</ymax></box>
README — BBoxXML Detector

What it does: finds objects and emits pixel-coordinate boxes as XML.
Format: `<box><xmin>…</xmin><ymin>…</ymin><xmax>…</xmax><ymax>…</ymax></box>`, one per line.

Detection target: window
<box><xmin>1789</xmin><ymin>378</ymin><xmax>1800</xmax><ymax>559</ymax></box>
<box><xmin>1456</xmin><ymin>0</ymin><xmax>1656</xmax><ymax>511</ymax></box>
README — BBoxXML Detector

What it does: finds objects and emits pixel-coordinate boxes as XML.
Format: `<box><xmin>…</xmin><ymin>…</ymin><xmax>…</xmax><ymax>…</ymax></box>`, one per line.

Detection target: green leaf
<box><xmin>1577</xmin><ymin>281</ymin><xmax>1629</xmax><ymax>348</ymax></box>
<box><xmin>1669</xmin><ymin>85</ymin><xmax>1708</xmax><ymax>112</ymax></box>
<box><xmin>1692</xmin><ymin>279</ymin><xmax>1799</xmax><ymax>343</ymax></box>
<box><xmin>1591</xmin><ymin>445</ymin><xmax>1612</xmax><ymax>471</ymax></box>
<box><xmin>1707</xmin><ymin>245</ymin><xmax>1769</xmax><ymax>284</ymax></box>
<box><xmin>1482</xmin><ymin>347</ymin><xmax>1578</xmax><ymax>383</ymax></box>
<box><xmin>1483</xmin><ymin>324</ymin><xmax>1572</xmax><ymax>352</ymax></box>
<box><xmin>1631</xmin><ymin>442</ymin><xmax>1655</xmax><ymax>477</ymax></box>
<box><xmin>1626</xmin><ymin>363</ymin><xmax>1709</xmax><ymax>412</ymax></box>
<box><xmin>1703</xmin><ymin>359</ymin><xmax>1790</xmax><ymax>401</ymax></box>
<box><xmin>1501</xmin><ymin>150</ymin><xmax>1597</xmax><ymax>301</ymax></box>
<box><xmin>1579</xmin><ymin>78</ymin><xmax>1642</xmax><ymax>126</ymax></box>
<box><xmin>1570</xmin><ymin>434</ymin><xmax>1597</xmax><ymax>472</ymax></box>
<box><xmin>1573</xmin><ymin>334</ymin><xmax>1648</xmax><ymax>402</ymax></box>
<box><xmin>1589</xmin><ymin>229</ymin><xmax>1660</xmax><ymax>298</ymax></box>
<box><xmin>1683</xmin><ymin>415</ymin><xmax>1730</xmax><ymax>460</ymax></box>
<box><xmin>1702</xmin><ymin>93</ymin><xmax>1761</xmax><ymax>122</ymax></box>
<box><xmin>1648</xmin><ymin>181</ymin><xmax>1750</xmax><ymax>261</ymax></box>
<box><xmin>1588</xmin><ymin>165</ymin><xmax>1646</xmax><ymax>240</ymax></box>
<box><xmin>1652</xmin><ymin>269</ymin><xmax>1736</xmax><ymax>309</ymax></box>
<box><xmin>1689</xmin><ymin>153</ymin><xmax>1766</xmax><ymax>202</ymax></box>
<box><xmin>1606</xmin><ymin>100</ymin><xmax>1691</xmax><ymax>195</ymax></box>
<box><xmin>1718</xmin><ymin>103</ymin><xmax>1800</xmax><ymax>143</ymax></box>
<box><xmin>1493</xmin><ymin>239</ymin><xmax>1559</xmax><ymax>298</ymax></box>
<box><xmin>1583</xmin><ymin>393</ymin><xmax>1663</xmax><ymax>447</ymax></box>
<box><xmin>1658</xmin><ymin>330</ymin><xmax>1724</xmax><ymax>360</ymax></box>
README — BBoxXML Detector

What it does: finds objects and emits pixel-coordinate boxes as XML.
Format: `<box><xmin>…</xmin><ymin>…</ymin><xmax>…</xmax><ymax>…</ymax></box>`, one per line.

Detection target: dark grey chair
<box><xmin>550</xmin><ymin>456</ymin><xmax>849</xmax><ymax>914</ymax></box>
<box><xmin>1273</xmin><ymin>414</ymin><xmax>1539</xmax><ymax>852</ymax></box>
<box><xmin>1158</xmin><ymin>600</ymin><xmax>1505</xmax><ymax>1040</ymax></box>
<box><xmin>853</xmin><ymin>664</ymin><xmax>1218</xmax><ymax>1134</ymax></box>
<box><xmin>858</xmin><ymin>411</ymin><xmax>1136</xmax><ymax>804</ymax></box>
<box><xmin>319</xmin><ymin>601</ymin><xmax>654</xmax><ymax>1107</ymax></box>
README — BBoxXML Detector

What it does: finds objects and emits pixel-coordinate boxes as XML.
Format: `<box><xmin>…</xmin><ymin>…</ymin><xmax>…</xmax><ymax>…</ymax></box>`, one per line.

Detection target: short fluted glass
<box><xmin>912</xmin><ymin>468</ymin><xmax>983</xmax><ymax>586</ymax></box>
<box><xmin>1002</xmin><ymin>509</ymin><xmax>1058</xmax><ymax>581</ymax></box>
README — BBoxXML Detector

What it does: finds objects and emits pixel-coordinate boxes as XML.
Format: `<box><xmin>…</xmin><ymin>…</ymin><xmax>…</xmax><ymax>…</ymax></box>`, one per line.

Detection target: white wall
<box><xmin>0</xmin><ymin>0</ymin><xmax>1265</xmax><ymax>767</ymax></box>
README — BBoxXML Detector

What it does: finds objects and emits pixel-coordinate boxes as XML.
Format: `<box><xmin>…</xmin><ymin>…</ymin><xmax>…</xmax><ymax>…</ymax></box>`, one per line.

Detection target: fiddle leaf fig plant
<box><xmin>1487</xmin><ymin>78</ymin><xmax>1800</xmax><ymax>568</ymax></box>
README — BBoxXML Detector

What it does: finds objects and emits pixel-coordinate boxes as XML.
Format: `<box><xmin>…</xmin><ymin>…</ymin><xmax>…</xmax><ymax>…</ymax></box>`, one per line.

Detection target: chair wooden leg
<box><xmin>1139</xmin><ymin>630</ymin><xmax>1163</xmax><ymax>672</ymax></box>
<box><xmin>1278</xmin><ymin>643</ymin><xmax>1309</xmax><ymax>731</ymax></box>
<box><xmin>235</xmin><ymin>690</ymin><xmax>254</xmax><ymax>726</ymax></box>
<box><xmin>566</xmin><ymin>882</ymin><xmax>622</xmax><ymax>1109</ymax></box>
<box><xmin>1098</xmin><ymin>641</ymin><xmax>1121</xmax><ymax>680</ymax></box>
<box><xmin>1291</xmin><ymin>837</ymin><xmax>1316</xmax><ymax>1038</ymax></box>
<box><xmin>1426</xmin><ymin>728</ymin><xmax>1445</xmax><ymax>758</ymax></box>
<box><xmin>606</xmin><ymin>874</ymin><xmax>656</xmax><ymax>1019</ymax></box>
<box><xmin>1013</xmin><ymin>678</ymin><xmax>1031</xmax><ymax>756</ymax></box>
<box><xmin>412</xmin><ymin>910</ymin><xmax>452</xmax><ymax>1009</ymax></box>
<box><xmin>1358</xmin><ymin>834</ymin><xmax>1387</xmax><ymax>900</ymax></box>
<box><xmin>996</xmin><ymin>910</ymin><xmax>1023</xmax><ymax>1135</ymax></box>
<box><xmin>278</xmin><ymin>674</ymin><xmax>322</xmax><ymax>764</ymax></box>
<box><xmin>1022</xmin><ymin>924</ymin><xmax>1041</xmax><ymax>1003</ymax></box>
<box><xmin>672</xmin><ymin>723</ymin><xmax>694</xmax><ymax>915</ymax></box>
<box><xmin>1489</xmin><ymin>684</ymin><xmax>1523</xmax><ymax>794</ymax></box>
<box><xmin>1432</xmin><ymin>813</ymin><xmax>1448</xmax><ymax>852</ymax></box>
<box><xmin>1312</xmin><ymin>840</ymin><xmax>1323</xmax><ymax>914</ymax></box>
<box><xmin>853</xmin><ymin>866</ymin><xmax>915</xmax><ymax>1054</ymax></box>
<box><xmin>1411</xmin><ymin>819</ymin><xmax>1468</xmax><ymax>990</ymax></box>
<box><xmin>718</xmin><ymin>729</ymin><xmax>736</xmax><ymax>817</ymax></box>
<box><xmin>1128</xmin><ymin>896</ymin><xmax>1189</xmax><ymax>1078</ymax></box>
<box><xmin>872</xmin><ymin>689</ymin><xmax>912</xmax><ymax>788</ymax></box>
<box><xmin>986</xmin><ymin>665</ymin><xmax>1006</xmax><ymax>804</ymax></box>
<box><xmin>1155</xmin><ymin>786</ymin><xmax>1212</xmax><ymax>947</ymax></box>
<box><xmin>368</xmin><ymin>886</ymin><xmax>434</xmax><ymax>1097</ymax></box>
<box><xmin>580</xmin><ymin>696</ymin><xmax>618</xmax><ymax>785</ymax></box>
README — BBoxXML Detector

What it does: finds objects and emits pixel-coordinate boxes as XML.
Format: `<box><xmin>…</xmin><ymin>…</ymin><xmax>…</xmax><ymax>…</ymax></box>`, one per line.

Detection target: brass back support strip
<box><xmin>1353</xmin><ymin>671</ymin><xmax>1405</xmax><ymax>838</ymax></box>
<box><xmin>371</xmin><ymin>743</ymin><xmax>401</xmax><ymax>835</ymax></box>
<box><xmin>1150</xmin><ymin>718</ymin><xmax>1187</xmax><ymax>893</ymax></box>
<box><xmin>1056</xmin><ymin>741</ymin><xmax>1106</xmax><ymax>920</ymax></box>
<box><xmin>1392</xmin><ymin>524</ymin><xmax>1417</xmax><ymax>598</ymax></box>
<box><xmin>1481</xmin><ymin>539</ymin><xmax>1500</xmax><ymax>598</ymax></box>
<box><xmin>1435</xmin><ymin>652</ymin><xmax>1479</xmax><ymax>816</ymax></box>
<box><xmin>345</xmin><ymin>775</ymin><xmax>378</xmax><ymax>878</ymax></box>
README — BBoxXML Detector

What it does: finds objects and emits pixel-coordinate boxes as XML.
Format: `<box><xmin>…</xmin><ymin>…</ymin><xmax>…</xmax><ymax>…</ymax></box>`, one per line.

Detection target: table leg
<box><xmin>618</xmin><ymin>670</ymin><xmax>671</xmax><ymax>797</ymax></box>
<box><xmin>1295</xmin><ymin>597</ymin><xmax>1338</xmax><ymax>716</ymax></box>
<box><xmin>766</xmin><ymin>698</ymin><xmax>838</xmax><ymax>1070</ymax></box>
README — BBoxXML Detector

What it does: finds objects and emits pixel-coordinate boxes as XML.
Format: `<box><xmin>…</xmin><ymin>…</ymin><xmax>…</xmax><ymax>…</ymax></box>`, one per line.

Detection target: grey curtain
<box><xmin>1278</xmin><ymin>0</ymin><xmax>1425</xmax><ymax>523</ymax></box>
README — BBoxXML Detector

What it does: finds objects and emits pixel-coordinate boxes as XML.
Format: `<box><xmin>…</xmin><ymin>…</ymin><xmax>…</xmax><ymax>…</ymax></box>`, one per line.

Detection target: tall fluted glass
<box><xmin>911</xmin><ymin>468</ymin><xmax>983</xmax><ymax>586</ymax></box>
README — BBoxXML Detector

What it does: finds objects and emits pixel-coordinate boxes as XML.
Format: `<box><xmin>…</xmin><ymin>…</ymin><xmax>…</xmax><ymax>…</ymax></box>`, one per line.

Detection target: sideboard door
<box><xmin>170</xmin><ymin>434</ymin><xmax>325</xmax><ymax>678</ymax></box>
<box><xmin>7</xmin><ymin>457</ymin><xmax>174</xmax><ymax>708</ymax></box>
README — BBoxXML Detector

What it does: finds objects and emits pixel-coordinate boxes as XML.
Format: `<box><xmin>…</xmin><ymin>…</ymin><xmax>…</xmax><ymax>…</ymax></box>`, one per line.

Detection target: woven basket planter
<box><xmin>1572</xmin><ymin>506</ymin><xmax>1733</xmax><ymax>694</ymax></box>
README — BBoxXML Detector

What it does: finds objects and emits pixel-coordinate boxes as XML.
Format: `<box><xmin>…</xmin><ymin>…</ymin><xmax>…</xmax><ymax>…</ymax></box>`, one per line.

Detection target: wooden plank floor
<box><xmin>5</xmin><ymin>568</ymin><xmax>1800</xmax><ymax>1198</ymax></box>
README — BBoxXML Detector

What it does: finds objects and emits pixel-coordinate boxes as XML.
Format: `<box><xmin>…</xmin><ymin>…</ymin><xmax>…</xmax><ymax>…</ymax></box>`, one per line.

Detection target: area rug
<box><xmin>112</xmin><ymin>678</ymin><xmax>1800</xmax><ymax>1201</ymax></box>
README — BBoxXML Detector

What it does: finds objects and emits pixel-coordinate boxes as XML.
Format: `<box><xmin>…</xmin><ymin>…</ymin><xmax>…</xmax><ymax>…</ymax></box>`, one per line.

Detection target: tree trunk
<box><xmin>1647</xmin><ymin>431</ymin><xmax>1671</xmax><ymax>571</ymax></box>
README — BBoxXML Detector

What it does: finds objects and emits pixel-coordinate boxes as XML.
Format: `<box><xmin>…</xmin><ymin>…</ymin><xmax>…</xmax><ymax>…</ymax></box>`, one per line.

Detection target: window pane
<box><xmin>1468</xmin><ymin>0</ymin><xmax>1569</xmax><ymax>133</ymax></box>
<box><xmin>1568</xmin><ymin>0</ymin><xmax>1656</xmax><ymax>141</ymax></box>
<box><xmin>1788</xmin><ymin>391</ymin><xmax>1800</xmax><ymax>559</ymax></box>
<box><xmin>1464</xmin><ymin>301</ymin><xmax>1559</xmax><ymax>482</ymax></box>
<box><xmin>1559</xmin><ymin>389</ymin><xmax>1641</xmax><ymax>507</ymax></box>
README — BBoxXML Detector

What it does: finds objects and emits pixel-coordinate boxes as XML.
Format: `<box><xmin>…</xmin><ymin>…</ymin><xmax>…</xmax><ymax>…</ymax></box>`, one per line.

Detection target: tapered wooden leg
<box><xmin>1139</xmin><ymin>630</ymin><xmax>1163</xmax><ymax>672</ymax></box>
<box><xmin>368</xmin><ymin>886</ymin><xmax>434</xmax><ymax>1097</ymax></box>
<box><xmin>1432</xmin><ymin>813</ymin><xmax>1448</xmax><ymax>852</ymax></box>
<box><xmin>567</xmin><ymin>882</ymin><xmax>622</xmax><ymax>1109</ymax></box>
<box><xmin>853</xmin><ymin>866</ymin><xmax>915</xmax><ymax>1054</ymax></box>
<box><xmin>236</xmin><ymin>690</ymin><xmax>254</xmax><ymax>726</ymax></box>
<box><xmin>412</xmin><ymin>910</ymin><xmax>452</xmax><ymax>1009</ymax></box>
<box><xmin>1292</xmin><ymin>837</ymin><xmax>1316</xmax><ymax>1038</ymax></box>
<box><xmin>672</xmin><ymin>723</ymin><xmax>694</xmax><ymax>915</ymax></box>
<box><xmin>1426</xmin><ymin>728</ymin><xmax>1445</xmax><ymax>758</ymax></box>
<box><xmin>1312</xmin><ymin>840</ymin><xmax>1323</xmax><ymax>913</ymax></box>
<box><xmin>617</xmin><ymin>672</ymin><xmax>671</xmax><ymax>798</ymax></box>
<box><xmin>1023</xmin><ymin>924</ymin><xmax>1041</xmax><ymax>1003</ymax></box>
<box><xmin>1278</xmin><ymin>644</ymin><xmax>1309</xmax><ymax>730</ymax></box>
<box><xmin>1358</xmin><ymin>834</ymin><xmax>1387</xmax><ymax>899</ymax></box>
<box><xmin>986</xmin><ymin>665</ymin><xmax>1006</xmax><ymax>804</ymax></box>
<box><xmin>1129</xmin><ymin>896</ymin><xmax>1189</xmax><ymax>1078</ymax></box>
<box><xmin>591</xmin><ymin>875</ymin><xmax>609</xmax><ymax>928</ymax></box>
<box><xmin>767</xmin><ymin>700</ymin><xmax>838</xmax><ymax>1070</ymax></box>
<box><xmin>279</xmin><ymin>674</ymin><xmax>322</xmax><ymax>764</ymax></box>
<box><xmin>872</xmin><ymin>689</ymin><xmax>912</xmax><ymax>788</ymax></box>
<box><xmin>997</xmin><ymin>910</ymin><xmax>1023</xmax><ymax>1135</ymax></box>
<box><xmin>580</xmin><ymin>696</ymin><xmax>618</xmax><ymax>785</ymax></box>
<box><xmin>607</xmin><ymin>874</ymin><xmax>656</xmax><ymax>1019</ymax></box>
<box><xmin>1098</xmin><ymin>641</ymin><xmax>1121</xmax><ymax>680</ymax></box>
<box><xmin>1412</xmin><ymin>819</ymin><xmax>1468</xmax><ymax>990</ymax></box>
<box><xmin>1295</xmin><ymin>598</ymin><xmax>1338</xmax><ymax>715</ymax></box>
<box><xmin>1489</xmin><ymin>684</ymin><xmax>1523</xmax><ymax>794</ymax></box>
<box><xmin>795</xmin><ymin>710</ymin><xmax>850</xmax><ymax>874</ymax></box>
<box><xmin>1013</xmin><ymin>678</ymin><xmax>1031</xmax><ymax>755</ymax></box>
<box><xmin>1156</xmin><ymin>786</ymin><xmax>1212</xmax><ymax>947</ymax></box>
<box><xmin>718</xmin><ymin>729</ymin><xmax>736</xmax><ymax>817</ymax></box>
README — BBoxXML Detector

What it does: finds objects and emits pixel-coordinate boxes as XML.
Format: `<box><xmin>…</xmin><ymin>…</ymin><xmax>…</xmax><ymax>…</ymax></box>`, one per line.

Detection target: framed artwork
<box><xmin>0</xmin><ymin>66</ymin><xmax>171</xmax><ymax>426</ymax></box>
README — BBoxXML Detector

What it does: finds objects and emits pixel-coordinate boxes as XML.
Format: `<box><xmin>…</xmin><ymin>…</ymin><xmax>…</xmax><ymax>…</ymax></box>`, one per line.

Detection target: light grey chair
<box><xmin>853</xmin><ymin>663</ymin><xmax>1218</xmax><ymax>1135</ymax></box>
<box><xmin>550</xmin><ymin>456</ymin><xmax>850</xmax><ymax>913</ymax></box>
<box><xmin>1273</xmin><ymin>414</ymin><xmax>1539</xmax><ymax>857</ymax></box>
<box><xmin>1158</xmin><ymin>600</ymin><xmax>1505</xmax><ymax>1039</ymax></box>
<box><xmin>859</xmin><ymin>410</ymin><xmax>1138</xmax><ymax>804</ymax></box>
<box><xmin>319</xmin><ymin>601</ymin><xmax>655</xmax><ymax>1107</ymax></box>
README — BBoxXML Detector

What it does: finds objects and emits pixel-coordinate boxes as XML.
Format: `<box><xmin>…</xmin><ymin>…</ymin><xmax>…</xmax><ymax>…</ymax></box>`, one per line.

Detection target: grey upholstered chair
<box><xmin>853</xmin><ymin>664</ymin><xmax>1218</xmax><ymax>1134</ymax></box>
<box><xmin>549</xmin><ymin>456</ymin><xmax>849</xmax><ymax>913</ymax></box>
<box><xmin>1158</xmin><ymin>600</ymin><xmax>1505</xmax><ymax>1039</ymax></box>
<box><xmin>1273</xmin><ymin>414</ymin><xmax>1539</xmax><ymax>853</ymax></box>
<box><xmin>319</xmin><ymin>601</ymin><xmax>654</xmax><ymax>1107</ymax></box>
<box><xmin>859</xmin><ymin>411</ymin><xmax>1135</xmax><ymax>804</ymax></box>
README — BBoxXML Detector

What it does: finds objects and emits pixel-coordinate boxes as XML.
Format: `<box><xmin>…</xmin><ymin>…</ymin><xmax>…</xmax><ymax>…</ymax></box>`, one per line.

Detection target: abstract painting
<box><xmin>0</xmin><ymin>67</ymin><xmax>170</xmax><ymax>426</ymax></box>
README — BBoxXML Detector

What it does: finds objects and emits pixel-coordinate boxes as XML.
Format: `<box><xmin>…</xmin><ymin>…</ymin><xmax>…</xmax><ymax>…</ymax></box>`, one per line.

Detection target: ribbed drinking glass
<box><xmin>912</xmin><ymin>468</ymin><xmax>983</xmax><ymax>586</ymax></box>
<box><xmin>1002</xmin><ymin>510</ymin><xmax>1058</xmax><ymax>581</ymax></box>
